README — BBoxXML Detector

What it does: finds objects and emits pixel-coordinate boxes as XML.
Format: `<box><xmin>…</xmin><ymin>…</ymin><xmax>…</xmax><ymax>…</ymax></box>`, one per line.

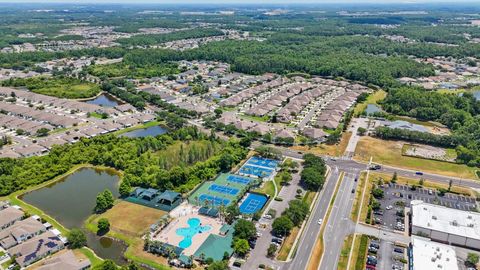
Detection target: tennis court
<box><xmin>208</xmin><ymin>184</ymin><xmax>239</xmax><ymax>196</ymax></box>
<box><xmin>238</xmin><ymin>164</ymin><xmax>274</xmax><ymax>178</ymax></box>
<box><xmin>227</xmin><ymin>175</ymin><xmax>251</xmax><ymax>185</ymax></box>
<box><xmin>239</xmin><ymin>193</ymin><xmax>268</xmax><ymax>214</ymax></box>
<box><xmin>246</xmin><ymin>156</ymin><xmax>280</xmax><ymax>168</ymax></box>
<box><xmin>188</xmin><ymin>173</ymin><xmax>254</xmax><ymax>208</ymax></box>
<box><xmin>199</xmin><ymin>194</ymin><xmax>230</xmax><ymax>206</ymax></box>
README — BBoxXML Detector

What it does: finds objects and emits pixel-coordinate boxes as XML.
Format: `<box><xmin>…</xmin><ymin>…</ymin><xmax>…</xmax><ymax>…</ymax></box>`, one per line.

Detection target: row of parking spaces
<box><xmin>370</xmin><ymin>239</ymin><xmax>408</xmax><ymax>270</ymax></box>
<box><xmin>390</xmin><ymin>184</ymin><xmax>476</xmax><ymax>204</ymax></box>
<box><xmin>373</xmin><ymin>203</ymin><xmax>405</xmax><ymax>232</ymax></box>
<box><xmin>385</xmin><ymin>184</ymin><xmax>477</xmax><ymax>211</ymax></box>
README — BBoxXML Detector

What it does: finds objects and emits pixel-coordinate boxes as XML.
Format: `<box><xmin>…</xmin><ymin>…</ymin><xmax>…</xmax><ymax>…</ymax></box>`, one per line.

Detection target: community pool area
<box><xmin>176</xmin><ymin>218</ymin><xmax>212</xmax><ymax>249</ymax></box>
<box><xmin>239</xmin><ymin>193</ymin><xmax>268</xmax><ymax>215</ymax></box>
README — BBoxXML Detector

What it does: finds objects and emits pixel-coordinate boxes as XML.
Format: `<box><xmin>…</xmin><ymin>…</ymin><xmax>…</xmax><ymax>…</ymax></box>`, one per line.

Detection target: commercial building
<box><xmin>410</xmin><ymin>236</ymin><xmax>459</xmax><ymax>270</ymax></box>
<box><xmin>411</xmin><ymin>200</ymin><xmax>480</xmax><ymax>249</ymax></box>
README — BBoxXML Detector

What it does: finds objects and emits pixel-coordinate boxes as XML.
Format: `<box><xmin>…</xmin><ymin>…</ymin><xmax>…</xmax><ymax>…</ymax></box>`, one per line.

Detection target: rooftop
<box><xmin>412</xmin><ymin>236</ymin><xmax>459</xmax><ymax>270</ymax></box>
<box><xmin>411</xmin><ymin>200</ymin><xmax>480</xmax><ymax>240</ymax></box>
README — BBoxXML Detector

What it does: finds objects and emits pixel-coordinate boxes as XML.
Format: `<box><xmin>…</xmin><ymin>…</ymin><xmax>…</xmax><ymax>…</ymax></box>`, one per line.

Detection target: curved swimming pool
<box><xmin>176</xmin><ymin>218</ymin><xmax>211</xmax><ymax>249</ymax></box>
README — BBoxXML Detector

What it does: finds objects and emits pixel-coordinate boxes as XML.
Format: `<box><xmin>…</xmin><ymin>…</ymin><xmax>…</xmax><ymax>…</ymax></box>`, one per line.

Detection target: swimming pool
<box><xmin>176</xmin><ymin>218</ymin><xmax>212</xmax><ymax>249</ymax></box>
<box><xmin>239</xmin><ymin>193</ymin><xmax>268</xmax><ymax>215</ymax></box>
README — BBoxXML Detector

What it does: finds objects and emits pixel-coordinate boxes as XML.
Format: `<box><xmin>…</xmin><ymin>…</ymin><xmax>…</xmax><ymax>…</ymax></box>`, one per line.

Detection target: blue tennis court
<box><xmin>246</xmin><ymin>156</ymin><xmax>279</xmax><ymax>168</ymax></box>
<box><xmin>227</xmin><ymin>175</ymin><xmax>251</xmax><ymax>185</ymax></box>
<box><xmin>199</xmin><ymin>194</ymin><xmax>230</xmax><ymax>206</ymax></box>
<box><xmin>238</xmin><ymin>164</ymin><xmax>274</xmax><ymax>178</ymax></box>
<box><xmin>208</xmin><ymin>184</ymin><xmax>239</xmax><ymax>195</ymax></box>
<box><xmin>239</xmin><ymin>193</ymin><xmax>268</xmax><ymax>214</ymax></box>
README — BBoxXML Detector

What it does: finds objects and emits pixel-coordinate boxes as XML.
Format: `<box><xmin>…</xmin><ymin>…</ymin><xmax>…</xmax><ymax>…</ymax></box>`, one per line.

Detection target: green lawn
<box><xmin>254</xmin><ymin>181</ymin><xmax>276</xmax><ymax>198</ymax></box>
<box><xmin>354</xmin><ymin>235</ymin><xmax>369</xmax><ymax>270</ymax></box>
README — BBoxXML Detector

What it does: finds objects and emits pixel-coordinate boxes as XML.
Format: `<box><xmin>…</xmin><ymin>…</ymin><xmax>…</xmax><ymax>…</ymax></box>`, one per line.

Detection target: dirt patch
<box><xmin>403</xmin><ymin>143</ymin><xmax>456</xmax><ymax>163</ymax></box>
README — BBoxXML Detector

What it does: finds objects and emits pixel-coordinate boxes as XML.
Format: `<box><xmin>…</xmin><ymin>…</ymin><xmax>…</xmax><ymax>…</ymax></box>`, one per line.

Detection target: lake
<box><xmin>120</xmin><ymin>125</ymin><xmax>167</xmax><ymax>138</ymax></box>
<box><xmin>85</xmin><ymin>93</ymin><xmax>123</xmax><ymax>107</ymax></box>
<box><xmin>20</xmin><ymin>167</ymin><xmax>127</xmax><ymax>265</ymax></box>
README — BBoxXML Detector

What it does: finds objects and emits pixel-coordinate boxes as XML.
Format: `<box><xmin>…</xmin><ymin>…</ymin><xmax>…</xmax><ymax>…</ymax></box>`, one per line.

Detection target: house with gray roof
<box><xmin>0</xmin><ymin>217</ymin><xmax>46</xmax><ymax>249</ymax></box>
<box><xmin>8</xmin><ymin>230</ymin><xmax>65</xmax><ymax>267</ymax></box>
<box><xmin>0</xmin><ymin>207</ymin><xmax>24</xmax><ymax>230</ymax></box>
<box><xmin>37</xmin><ymin>250</ymin><xmax>90</xmax><ymax>270</ymax></box>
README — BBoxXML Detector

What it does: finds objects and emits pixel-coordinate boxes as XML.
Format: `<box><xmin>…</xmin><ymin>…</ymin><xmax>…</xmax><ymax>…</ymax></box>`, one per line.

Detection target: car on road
<box><xmin>386</xmin><ymin>205</ymin><xmax>393</xmax><ymax>210</ymax></box>
<box><xmin>369</xmin><ymin>165</ymin><xmax>381</xmax><ymax>170</ymax></box>
<box><xmin>415</xmin><ymin>171</ymin><xmax>424</xmax><ymax>175</ymax></box>
<box><xmin>352</xmin><ymin>188</ymin><xmax>355</xmax><ymax>193</ymax></box>
<box><xmin>318</xmin><ymin>218</ymin><xmax>323</xmax><ymax>225</ymax></box>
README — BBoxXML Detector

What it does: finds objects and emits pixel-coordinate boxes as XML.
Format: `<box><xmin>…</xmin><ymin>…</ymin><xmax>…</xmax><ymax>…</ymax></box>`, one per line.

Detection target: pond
<box><xmin>20</xmin><ymin>167</ymin><xmax>128</xmax><ymax>265</ymax></box>
<box><xmin>85</xmin><ymin>93</ymin><xmax>123</xmax><ymax>107</ymax></box>
<box><xmin>120</xmin><ymin>125</ymin><xmax>168</xmax><ymax>138</ymax></box>
<box><xmin>365</xmin><ymin>104</ymin><xmax>382</xmax><ymax>115</ymax></box>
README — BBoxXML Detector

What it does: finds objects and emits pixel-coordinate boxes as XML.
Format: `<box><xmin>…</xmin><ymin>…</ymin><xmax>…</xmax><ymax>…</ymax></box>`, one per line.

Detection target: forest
<box><xmin>0</xmin><ymin>126</ymin><xmax>248</xmax><ymax>195</ymax></box>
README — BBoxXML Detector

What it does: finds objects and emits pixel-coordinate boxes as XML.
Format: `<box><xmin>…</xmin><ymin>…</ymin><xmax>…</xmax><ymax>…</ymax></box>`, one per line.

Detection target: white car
<box><xmin>318</xmin><ymin>218</ymin><xmax>323</xmax><ymax>225</ymax></box>
<box><xmin>386</xmin><ymin>205</ymin><xmax>393</xmax><ymax>210</ymax></box>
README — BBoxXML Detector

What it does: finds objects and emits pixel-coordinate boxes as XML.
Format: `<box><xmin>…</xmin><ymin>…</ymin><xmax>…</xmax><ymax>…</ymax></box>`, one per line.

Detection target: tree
<box><xmin>284</xmin><ymin>200</ymin><xmax>309</xmax><ymax>226</ymax></box>
<box><xmin>97</xmin><ymin>218</ymin><xmax>110</xmax><ymax>233</ymax></box>
<box><xmin>267</xmin><ymin>244</ymin><xmax>277</xmax><ymax>258</ymax></box>
<box><xmin>214</xmin><ymin>108</ymin><xmax>223</xmax><ymax>118</ymax></box>
<box><xmin>67</xmin><ymin>228</ymin><xmax>87</xmax><ymax>249</ymax></box>
<box><xmin>233</xmin><ymin>219</ymin><xmax>256</xmax><ymax>241</ymax></box>
<box><xmin>419</xmin><ymin>178</ymin><xmax>425</xmax><ymax>186</ymax></box>
<box><xmin>225</xmin><ymin>204</ymin><xmax>240</xmax><ymax>224</ymax></box>
<box><xmin>96</xmin><ymin>260</ymin><xmax>118</xmax><ymax>270</ymax></box>
<box><xmin>233</xmin><ymin>238</ymin><xmax>250</xmax><ymax>257</ymax></box>
<box><xmin>391</xmin><ymin>172</ymin><xmax>398</xmax><ymax>184</ymax></box>
<box><xmin>272</xmin><ymin>216</ymin><xmax>294</xmax><ymax>237</ymax></box>
<box><xmin>301</xmin><ymin>167</ymin><xmax>324</xmax><ymax>191</ymax></box>
<box><xmin>119</xmin><ymin>181</ymin><xmax>131</xmax><ymax>197</ymax></box>
<box><xmin>467</xmin><ymin>252</ymin><xmax>479</xmax><ymax>267</ymax></box>
<box><xmin>372</xmin><ymin>188</ymin><xmax>384</xmax><ymax>199</ymax></box>
<box><xmin>95</xmin><ymin>190</ymin><xmax>115</xmax><ymax>213</ymax></box>
<box><xmin>36</xmin><ymin>127</ymin><xmax>50</xmax><ymax>137</ymax></box>
<box><xmin>207</xmin><ymin>261</ymin><xmax>229</xmax><ymax>270</ymax></box>
<box><xmin>448</xmin><ymin>179</ymin><xmax>453</xmax><ymax>192</ymax></box>
<box><xmin>357</xmin><ymin>127</ymin><xmax>367</xmax><ymax>136</ymax></box>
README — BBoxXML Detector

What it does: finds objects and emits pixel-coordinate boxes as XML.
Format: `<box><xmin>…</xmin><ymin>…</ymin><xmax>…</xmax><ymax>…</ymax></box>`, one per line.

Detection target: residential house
<box><xmin>0</xmin><ymin>207</ymin><xmax>24</xmax><ymax>230</ymax></box>
<box><xmin>37</xmin><ymin>250</ymin><xmax>91</xmax><ymax>270</ymax></box>
<box><xmin>0</xmin><ymin>217</ymin><xmax>46</xmax><ymax>249</ymax></box>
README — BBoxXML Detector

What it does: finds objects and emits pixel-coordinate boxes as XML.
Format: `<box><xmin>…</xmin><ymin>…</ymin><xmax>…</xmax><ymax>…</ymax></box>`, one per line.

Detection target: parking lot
<box><xmin>369</xmin><ymin>239</ymin><xmax>407</xmax><ymax>270</ymax></box>
<box><xmin>373</xmin><ymin>183</ymin><xmax>477</xmax><ymax>232</ymax></box>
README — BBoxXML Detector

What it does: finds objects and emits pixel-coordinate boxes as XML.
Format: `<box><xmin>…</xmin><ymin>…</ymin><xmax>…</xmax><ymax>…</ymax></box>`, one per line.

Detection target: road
<box><xmin>286</xmin><ymin>169</ymin><xmax>342</xmax><ymax>270</ymax></box>
<box><xmin>318</xmin><ymin>172</ymin><xmax>358</xmax><ymax>270</ymax></box>
<box><xmin>241</xmin><ymin>164</ymin><xmax>304</xmax><ymax>270</ymax></box>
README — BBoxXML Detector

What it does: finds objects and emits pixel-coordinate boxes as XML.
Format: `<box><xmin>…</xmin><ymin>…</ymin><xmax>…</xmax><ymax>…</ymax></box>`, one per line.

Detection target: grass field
<box><xmin>84</xmin><ymin>200</ymin><xmax>171</xmax><ymax>269</ymax></box>
<box><xmin>254</xmin><ymin>181</ymin><xmax>276</xmax><ymax>198</ymax></box>
<box><xmin>337</xmin><ymin>234</ymin><xmax>354</xmax><ymax>270</ymax></box>
<box><xmin>354</xmin><ymin>136</ymin><xmax>478</xmax><ymax>179</ymax></box>
<box><xmin>87</xmin><ymin>201</ymin><xmax>167</xmax><ymax>236</ymax></box>
<box><xmin>354</xmin><ymin>90</ymin><xmax>387</xmax><ymax>116</ymax></box>
<box><xmin>353</xmin><ymin>235</ymin><xmax>369</xmax><ymax>270</ymax></box>
<box><xmin>401</xmin><ymin>143</ymin><xmax>457</xmax><ymax>162</ymax></box>
<box><xmin>291</xmin><ymin>132</ymin><xmax>352</xmax><ymax>157</ymax></box>
<box><xmin>2</xmin><ymin>76</ymin><xmax>101</xmax><ymax>99</ymax></box>
<box><xmin>277</xmin><ymin>226</ymin><xmax>300</xmax><ymax>261</ymax></box>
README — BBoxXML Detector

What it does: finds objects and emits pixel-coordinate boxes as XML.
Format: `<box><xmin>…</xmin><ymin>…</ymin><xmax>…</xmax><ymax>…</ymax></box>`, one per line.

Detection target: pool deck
<box><xmin>153</xmin><ymin>212</ymin><xmax>223</xmax><ymax>256</ymax></box>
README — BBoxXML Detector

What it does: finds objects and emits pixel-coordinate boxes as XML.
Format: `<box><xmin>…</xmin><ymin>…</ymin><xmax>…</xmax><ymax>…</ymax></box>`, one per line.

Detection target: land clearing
<box><xmin>354</xmin><ymin>136</ymin><xmax>478</xmax><ymax>179</ymax></box>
